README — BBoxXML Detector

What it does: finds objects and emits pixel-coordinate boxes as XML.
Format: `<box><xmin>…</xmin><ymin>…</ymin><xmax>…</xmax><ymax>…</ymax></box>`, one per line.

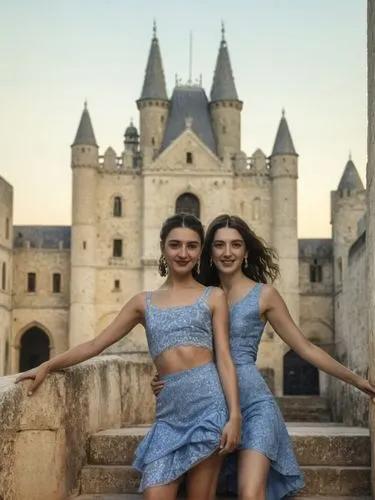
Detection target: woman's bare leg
<box><xmin>238</xmin><ymin>449</ymin><xmax>270</xmax><ymax>500</ymax></box>
<box><xmin>143</xmin><ymin>479</ymin><xmax>180</xmax><ymax>500</ymax></box>
<box><xmin>186</xmin><ymin>453</ymin><xmax>223</xmax><ymax>500</ymax></box>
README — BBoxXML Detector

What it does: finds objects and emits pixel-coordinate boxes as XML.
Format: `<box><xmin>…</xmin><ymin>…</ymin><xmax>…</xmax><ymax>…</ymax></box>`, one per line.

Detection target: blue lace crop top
<box><xmin>144</xmin><ymin>287</ymin><xmax>214</xmax><ymax>360</ymax></box>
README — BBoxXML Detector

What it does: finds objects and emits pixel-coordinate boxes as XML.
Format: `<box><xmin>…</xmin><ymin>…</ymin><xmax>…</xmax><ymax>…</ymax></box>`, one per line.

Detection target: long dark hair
<box><xmin>199</xmin><ymin>214</ymin><xmax>279</xmax><ymax>286</ymax></box>
<box><xmin>159</xmin><ymin>213</ymin><xmax>205</xmax><ymax>278</ymax></box>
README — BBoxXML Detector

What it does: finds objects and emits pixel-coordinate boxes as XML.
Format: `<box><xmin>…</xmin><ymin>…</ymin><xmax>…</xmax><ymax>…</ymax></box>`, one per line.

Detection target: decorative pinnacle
<box><xmin>349</xmin><ymin>151</ymin><xmax>352</xmax><ymax>161</ymax></box>
<box><xmin>84</xmin><ymin>99</ymin><xmax>88</xmax><ymax>110</ymax></box>
<box><xmin>153</xmin><ymin>19</ymin><xmax>157</xmax><ymax>39</ymax></box>
<box><xmin>221</xmin><ymin>20</ymin><xmax>226</xmax><ymax>43</ymax></box>
<box><xmin>282</xmin><ymin>107</ymin><xmax>285</xmax><ymax>117</ymax></box>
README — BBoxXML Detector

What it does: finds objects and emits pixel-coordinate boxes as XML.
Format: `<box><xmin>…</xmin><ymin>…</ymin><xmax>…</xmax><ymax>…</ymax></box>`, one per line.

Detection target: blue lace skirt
<box><xmin>133</xmin><ymin>362</ymin><xmax>228</xmax><ymax>491</ymax></box>
<box><xmin>219</xmin><ymin>363</ymin><xmax>305</xmax><ymax>499</ymax></box>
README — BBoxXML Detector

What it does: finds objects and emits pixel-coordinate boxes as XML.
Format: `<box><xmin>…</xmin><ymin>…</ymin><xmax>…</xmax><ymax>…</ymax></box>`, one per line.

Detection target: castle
<box><xmin>0</xmin><ymin>24</ymin><xmax>366</xmax><ymax>397</ymax></box>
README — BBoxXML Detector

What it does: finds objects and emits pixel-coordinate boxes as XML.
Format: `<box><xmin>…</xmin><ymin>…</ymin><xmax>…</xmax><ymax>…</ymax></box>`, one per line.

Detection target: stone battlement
<box><xmin>0</xmin><ymin>354</ymin><xmax>155</xmax><ymax>500</ymax></box>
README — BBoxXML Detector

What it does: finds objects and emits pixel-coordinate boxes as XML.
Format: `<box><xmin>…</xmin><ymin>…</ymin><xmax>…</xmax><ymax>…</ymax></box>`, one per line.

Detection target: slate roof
<box><xmin>337</xmin><ymin>158</ymin><xmax>364</xmax><ymax>191</ymax></box>
<box><xmin>139</xmin><ymin>24</ymin><xmax>168</xmax><ymax>101</ymax></box>
<box><xmin>14</xmin><ymin>226</ymin><xmax>71</xmax><ymax>249</ymax></box>
<box><xmin>210</xmin><ymin>32</ymin><xmax>239</xmax><ymax>102</ymax></box>
<box><xmin>271</xmin><ymin>111</ymin><xmax>297</xmax><ymax>156</ymax></box>
<box><xmin>160</xmin><ymin>85</ymin><xmax>217</xmax><ymax>154</ymax></box>
<box><xmin>72</xmin><ymin>103</ymin><xmax>97</xmax><ymax>147</ymax></box>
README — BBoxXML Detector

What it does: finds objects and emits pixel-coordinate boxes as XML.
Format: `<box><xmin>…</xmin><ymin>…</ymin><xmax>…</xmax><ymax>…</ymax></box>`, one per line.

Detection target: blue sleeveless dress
<box><xmin>133</xmin><ymin>287</ymin><xmax>228</xmax><ymax>491</ymax></box>
<box><xmin>220</xmin><ymin>283</ymin><xmax>305</xmax><ymax>498</ymax></box>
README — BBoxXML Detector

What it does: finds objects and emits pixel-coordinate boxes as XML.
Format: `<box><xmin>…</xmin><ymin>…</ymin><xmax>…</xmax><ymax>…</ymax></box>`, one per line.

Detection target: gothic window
<box><xmin>114</xmin><ymin>279</ymin><xmax>120</xmax><ymax>290</ymax></box>
<box><xmin>113</xmin><ymin>239</ymin><xmax>123</xmax><ymax>258</ymax></box>
<box><xmin>113</xmin><ymin>196</ymin><xmax>122</xmax><ymax>217</ymax></box>
<box><xmin>252</xmin><ymin>198</ymin><xmax>261</xmax><ymax>220</ymax></box>
<box><xmin>186</xmin><ymin>152</ymin><xmax>193</xmax><ymax>164</ymax></box>
<box><xmin>175</xmin><ymin>193</ymin><xmax>200</xmax><ymax>218</ymax></box>
<box><xmin>309</xmin><ymin>260</ymin><xmax>323</xmax><ymax>283</ymax></box>
<box><xmin>27</xmin><ymin>272</ymin><xmax>36</xmax><ymax>293</ymax></box>
<box><xmin>337</xmin><ymin>257</ymin><xmax>343</xmax><ymax>284</ymax></box>
<box><xmin>2</xmin><ymin>262</ymin><xmax>6</xmax><ymax>290</ymax></box>
<box><xmin>151</xmin><ymin>137</ymin><xmax>155</xmax><ymax>146</ymax></box>
<box><xmin>52</xmin><ymin>273</ymin><xmax>61</xmax><ymax>293</ymax></box>
<box><xmin>5</xmin><ymin>218</ymin><xmax>9</xmax><ymax>240</ymax></box>
<box><xmin>83</xmin><ymin>241</ymin><xmax>87</xmax><ymax>250</ymax></box>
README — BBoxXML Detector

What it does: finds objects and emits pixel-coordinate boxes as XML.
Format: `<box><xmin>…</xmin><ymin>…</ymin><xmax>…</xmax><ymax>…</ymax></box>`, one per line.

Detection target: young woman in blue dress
<box><xmin>16</xmin><ymin>213</ymin><xmax>241</xmax><ymax>500</ymax></box>
<box><xmin>152</xmin><ymin>214</ymin><xmax>375</xmax><ymax>500</ymax></box>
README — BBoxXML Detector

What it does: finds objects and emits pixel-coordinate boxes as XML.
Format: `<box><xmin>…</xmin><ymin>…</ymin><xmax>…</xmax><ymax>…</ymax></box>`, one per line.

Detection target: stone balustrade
<box><xmin>0</xmin><ymin>354</ymin><xmax>155</xmax><ymax>500</ymax></box>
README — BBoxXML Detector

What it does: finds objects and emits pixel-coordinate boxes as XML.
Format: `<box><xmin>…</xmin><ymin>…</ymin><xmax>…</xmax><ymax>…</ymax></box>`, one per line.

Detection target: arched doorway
<box><xmin>19</xmin><ymin>326</ymin><xmax>50</xmax><ymax>372</ymax></box>
<box><xmin>283</xmin><ymin>349</ymin><xmax>319</xmax><ymax>395</ymax></box>
<box><xmin>175</xmin><ymin>193</ymin><xmax>200</xmax><ymax>218</ymax></box>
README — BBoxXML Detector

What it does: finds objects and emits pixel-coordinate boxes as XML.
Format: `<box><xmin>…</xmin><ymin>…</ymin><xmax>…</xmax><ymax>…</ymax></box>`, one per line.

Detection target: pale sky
<box><xmin>0</xmin><ymin>0</ymin><xmax>366</xmax><ymax>237</ymax></box>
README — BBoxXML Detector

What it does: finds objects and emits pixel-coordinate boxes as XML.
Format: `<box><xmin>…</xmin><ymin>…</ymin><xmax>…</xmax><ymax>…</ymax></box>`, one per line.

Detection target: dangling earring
<box><xmin>210</xmin><ymin>258</ymin><xmax>213</xmax><ymax>267</ymax></box>
<box><xmin>244</xmin><ymin>257</ymin><xmax>248</xmax><ymax>268</ymax></box>
<box><xmin>196</xmin><ymin>259</ymin><xmax>201</xmax><ymax>274</ymax></box>
<box><xmin>158</xmin><ymin>255</ymin><xmax>168</xmax><ymax>277</ymax></box>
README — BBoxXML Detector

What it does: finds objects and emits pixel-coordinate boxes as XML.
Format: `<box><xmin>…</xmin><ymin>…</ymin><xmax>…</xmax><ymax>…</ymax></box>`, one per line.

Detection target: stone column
<box><xmin>367</xmin><ymin>0</ymin><xmax>375</xmax><ymax>493</ymax></box>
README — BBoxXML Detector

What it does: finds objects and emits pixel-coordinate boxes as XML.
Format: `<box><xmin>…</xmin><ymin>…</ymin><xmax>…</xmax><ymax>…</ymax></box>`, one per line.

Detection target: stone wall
<box><xmin>0</xmin><ymin>354</ymin><xmax>155</xmax><ymax>500</ymax></box>
<box><xmin>330</xmin><ymin>231</ymin><xmax>369</xmax><ymax>426</ymax></box>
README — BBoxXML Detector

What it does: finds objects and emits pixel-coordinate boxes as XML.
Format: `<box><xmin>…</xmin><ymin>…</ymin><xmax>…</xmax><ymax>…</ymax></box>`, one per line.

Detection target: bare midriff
<box><xmin>154</xmin><ymin>345</ymin><xmax>214</xmax><ymax>377</ymax></box>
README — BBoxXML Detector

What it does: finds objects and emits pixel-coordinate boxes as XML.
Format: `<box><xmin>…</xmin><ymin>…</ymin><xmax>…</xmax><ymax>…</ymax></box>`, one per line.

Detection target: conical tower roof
<box><xmin>72</xmin><ymin>102</ymin><xmax>97</xmax><ymax>147</ymax></box>
<box><xmin>271</xmin><ymin>110</ymin><xmax>297</xmax><ymax>156</ymax></box>
<box><xmin>139</xmin><ymin>21</ymin><xmax>168</xmax><ymax>101</ymax></box>
<box><xmin>210</xmin><ymin>23</ymin><xmax>239</xmax><ymax>102</ymax></box>
<box><xmin>337</xmin><ymin>156</ymin><xmax>364</xmax><ymax>190</ymax></box>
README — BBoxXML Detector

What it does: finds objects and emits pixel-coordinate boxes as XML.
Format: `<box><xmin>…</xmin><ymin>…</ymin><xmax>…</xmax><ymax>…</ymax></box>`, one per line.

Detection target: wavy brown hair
<box><xmin>199</xmin><ymin>214</ymin><xmax>279</xmax><ymax>286</ymax></box>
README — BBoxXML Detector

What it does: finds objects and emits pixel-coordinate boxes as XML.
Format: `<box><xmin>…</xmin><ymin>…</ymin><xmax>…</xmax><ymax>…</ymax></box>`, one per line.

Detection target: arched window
<box><xmin>19</xmin><ymin>326</ymin><xmax>50</xmax><ymax>372</ymax></box>
<box><xmin>175</xmin><ymin>193</ymin><xmax>200</xmax><ymax>218</ymax></box>
<box><xmin>113</xmin><ymin>196</ymin><xmax>122</xmax><ymax>217</ymax></box>
<box><xmin>1</xmin><ymin>262</ymin><xmax>6</xmax><ymax>290</ymax></box>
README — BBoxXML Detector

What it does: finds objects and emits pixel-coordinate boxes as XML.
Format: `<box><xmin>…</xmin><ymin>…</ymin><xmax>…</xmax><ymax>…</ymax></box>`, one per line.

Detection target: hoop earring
<box><xmin>158</xmin><ymin>255</ymin><xmax>168</xmax><ymax>277</ymax></box>
<box><xmin>196</xmin><ymin>260</ymin><xmax>201</xmax><ymax>274</ymax></box>
<box><xmin>244</xmin><ymin>257</ymin><xmax>248</xmax><ymax>268</ymax></box>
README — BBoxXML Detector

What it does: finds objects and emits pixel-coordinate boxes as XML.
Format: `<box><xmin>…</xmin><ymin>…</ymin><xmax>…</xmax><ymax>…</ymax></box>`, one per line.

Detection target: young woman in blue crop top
<box><xmin>16</xmin><ymin>213</ymin><xmax>241</xmax><ymax>500</ymax></box>
<box><xmin>153</xmin><ymin>214</ymin><xmax>375</xmax><ymax>500</ymax></box>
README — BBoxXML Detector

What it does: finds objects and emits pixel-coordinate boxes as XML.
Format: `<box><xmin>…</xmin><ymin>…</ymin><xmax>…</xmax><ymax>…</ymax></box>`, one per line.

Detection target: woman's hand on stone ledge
<box><xmin>14</xmin><ymin>362</ymin><xmax>50</xmax><ymax>396</ymax></box>
<box><xmin>355</xmin><ymin>378</ymin><xmax>375</xmax><ymax>402</ymax></box>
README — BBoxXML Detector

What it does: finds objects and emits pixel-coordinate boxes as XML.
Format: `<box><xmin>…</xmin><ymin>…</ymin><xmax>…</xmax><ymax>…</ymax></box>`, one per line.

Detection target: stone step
<box><xmin>88</xmin><ymin>424</ymin><xmax>370</xmax><ymax>467</ymax></box>
<box><xmin>79</xmin><ymin>464</ymin><xmax>371</xmax><ymax>496</ymax></box>
<box><xmin>77</xmin><ymin>493</ymin><xmax>371</xmax><ymax>499</ymax></box>
<box><xmin>276</xmin><ymin>396</ymin><xmax>332</xmax><ymax>422</ymax></box>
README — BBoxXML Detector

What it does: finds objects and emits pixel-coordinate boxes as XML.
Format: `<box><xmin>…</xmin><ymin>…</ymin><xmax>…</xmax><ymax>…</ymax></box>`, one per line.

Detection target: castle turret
<box><xmin>331</xmin><ymin>155</ymin><xmax>366</xmax><ymax>297</ymax></box>
<box><xmin>137</xmin><ymin>22</ymin><xmax>169</xmax><ymax>153</ymax></box>
<box><xmin>69</xmin><ymin>102</ymin><xmax>98</xmax><ymax>347</ymax></box>
<box><xmin>209</xmin><ymin>23</ymin><xmax>242</xmax><ymax>158</ymax></box>
<box><xmin>269</xmin><ymin>110</ymin><xmax>299</xmax><ymax>395</ymax></box>
<box><xmin>124</xmin><ymin>120</ymin><xmax>139</xmax><ymax>153</ymax></box>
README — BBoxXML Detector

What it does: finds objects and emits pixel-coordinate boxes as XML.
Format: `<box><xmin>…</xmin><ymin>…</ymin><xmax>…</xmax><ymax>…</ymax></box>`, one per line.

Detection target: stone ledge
<box><xmin>0</xmin><ymin>354</ymin><xmax>155</xmax><ymax>500</ymax></box>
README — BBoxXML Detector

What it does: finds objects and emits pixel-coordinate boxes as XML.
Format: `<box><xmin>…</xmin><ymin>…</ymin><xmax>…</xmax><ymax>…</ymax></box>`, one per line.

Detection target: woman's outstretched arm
<box><xmin>15</xmin><ymin>292</ymin><xmax>145</xmax><ymax>394</ymax></box>
<box><xmin>263</xmin><ymin>285</ymin><xmax>375</xmax><ymax>397</ymax></box>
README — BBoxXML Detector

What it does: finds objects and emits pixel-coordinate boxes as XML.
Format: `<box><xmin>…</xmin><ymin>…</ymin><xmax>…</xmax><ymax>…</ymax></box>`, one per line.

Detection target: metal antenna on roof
<box><xmin>188</xmin><ymin>30</ymin><xmax>193</xmax><ymax>85</ymax></box>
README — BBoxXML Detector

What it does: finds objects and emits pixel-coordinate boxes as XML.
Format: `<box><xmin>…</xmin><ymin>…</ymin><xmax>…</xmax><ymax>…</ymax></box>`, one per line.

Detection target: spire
<box><xmin>72</xmin><ymin>102</ymin><xmax>97</xmax><ymax>147</ymax></box>
<box><xmin>210</xmin><ymin>23</ymin><xmax>239</xmax><ymax>102</ymax></box>
<box><xmin>337</xmin><ymin>155</ymin><xmax>364</xmax><ymax>191</ymax></box>
<box><xmin>139</xmin><ymin>21</ymin><xmax>168</xmax><ymax>101</ymax></box>
<box><xmin>271</xmin><ymin>110</ymin><xmax>297</xmax><ymax>156</ymax></box>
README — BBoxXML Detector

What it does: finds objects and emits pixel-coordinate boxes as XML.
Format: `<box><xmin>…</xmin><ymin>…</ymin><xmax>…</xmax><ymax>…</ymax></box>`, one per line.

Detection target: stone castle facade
<box><xmin>0</xmin><ymin>25</ymin><xmax>367</xmax><ymax>397</ymax></box>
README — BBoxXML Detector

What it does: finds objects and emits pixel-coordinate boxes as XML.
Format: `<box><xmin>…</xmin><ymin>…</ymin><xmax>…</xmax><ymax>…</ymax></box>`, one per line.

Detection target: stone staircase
<box><xmin>74</xmin><ymin>423</ymin><xmax>371</xmax><ymax>499</ymax></box>
<box><xmin>276</xmin><ymin>396</ymin><xmax>332</xmax><ymax>422</ymax></box>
